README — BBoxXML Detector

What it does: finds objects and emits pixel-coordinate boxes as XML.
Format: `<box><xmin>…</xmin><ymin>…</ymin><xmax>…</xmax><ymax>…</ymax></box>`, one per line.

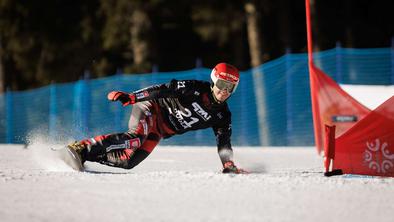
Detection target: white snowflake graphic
<box><xmin>364</xmin><ymin>139</ymin><xmax>394</xmax><ymax>173</ymax></box>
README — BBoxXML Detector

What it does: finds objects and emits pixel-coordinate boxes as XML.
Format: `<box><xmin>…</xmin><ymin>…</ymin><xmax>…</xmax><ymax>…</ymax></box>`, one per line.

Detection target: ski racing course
<box><xmin>1</xmin><ymin>141</ymin><xmax>394</xmax><ymax>222</ymax></box>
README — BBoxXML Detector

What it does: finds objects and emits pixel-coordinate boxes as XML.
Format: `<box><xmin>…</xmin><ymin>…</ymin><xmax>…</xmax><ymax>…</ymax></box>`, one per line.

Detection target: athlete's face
<box><xmin>212</xmin><ymin>85</ymin><xmax>231</xmax><ymax>102</ymax></box>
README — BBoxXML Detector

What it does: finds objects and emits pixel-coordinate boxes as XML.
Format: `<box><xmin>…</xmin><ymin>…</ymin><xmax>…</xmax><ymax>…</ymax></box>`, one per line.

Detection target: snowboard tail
<box><xmin>56</xmin><ymin>146</ymin><xmax>84</xmax><ymax>171</ymax></box>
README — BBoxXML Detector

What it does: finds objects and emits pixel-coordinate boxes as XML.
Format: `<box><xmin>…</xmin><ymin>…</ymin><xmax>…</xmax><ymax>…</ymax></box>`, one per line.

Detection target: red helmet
<box><xmin>210</xmin><ymin>63</ymin><xmax>240</xmax><ymax>93</ymax></box>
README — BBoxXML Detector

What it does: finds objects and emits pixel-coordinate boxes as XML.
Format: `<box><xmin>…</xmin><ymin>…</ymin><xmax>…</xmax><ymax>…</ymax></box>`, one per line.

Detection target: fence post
<box><xmin>240</xmin><ymin>70</ymin><xmax>249</xmax><ymax>145</ymax></box>
<box><xmin>113</xmin><ymin>74</ymin><xmax>122</xmax><ymax>132</ymax></box>
<box><xmin>151</xmin><ymin>64</ymin><xmax>158</xmax><ymax>84</ymax></box>
<box><xmin>195</xmin><ymin>58</ymin><xmax>203</xmax><ymax>80</ymax></box>
<box><xmin>391</xmin><ymin>37</ymin><xmax>394</xmax><ymax>84</ymax></box>
<box><xmin>73</xmin><ymin>80</ymin><xmax>82</xmax><ymax>139</ymax></box>
<box><xmin>49</xmin><ymin>82</ymin><xmax>57</xmax><ymax>140</ymax></box>
<box><xmin>251</xmin><ymin>67</ymin><xmax>269</xmax><ymax>146</ymax></box>
<box><xmin>194</xmin><ymin>58</ymin><xmax>203</xmax><ymax>143</ymax></box>
<box><xmin>83</xmin><ymin>76</ymin><xmax>91</xmax><ymax>136</ymax></box>
<box><xmin>73</xmin><ymin>77</ymin><xmax>90</xmax><ymax>139</ymax></box>
<box><xmin>285</xmin><ymin>48</ymin><xmax>293</xmax><ymax>146</ymax></box>
<box><xmin>116</xmin><ymin>67</ymin><xmax>123</xmax><ymax>75</ymax></box>
<box><xmin>5</xmin><ymin>88</ymin><xmax>13</xmax><ymax>143</ymax></box>
<box><xmin>152</xmin><ymin>64</ymin><xmax>159</xmax><ymax>73</ymax></box>
<box><xmin>336</xmin><ymin>41</ymin><xmax>343</xmax><ymax>83</ymax></box>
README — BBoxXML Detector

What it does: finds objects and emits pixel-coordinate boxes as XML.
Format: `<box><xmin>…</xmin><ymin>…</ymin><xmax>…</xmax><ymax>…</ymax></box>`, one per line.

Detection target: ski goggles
<box><xmin>215</xmin><ymin>79</ymin><xmax>236</xmax><ymax>93</ymax></box>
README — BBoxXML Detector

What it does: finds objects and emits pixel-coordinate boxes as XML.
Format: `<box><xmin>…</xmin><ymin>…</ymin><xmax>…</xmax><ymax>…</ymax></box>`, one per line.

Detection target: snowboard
<box><xmin>52</xmin><ymin>146</ymin><xmax>84</xmax><ymax>171</ymax></box>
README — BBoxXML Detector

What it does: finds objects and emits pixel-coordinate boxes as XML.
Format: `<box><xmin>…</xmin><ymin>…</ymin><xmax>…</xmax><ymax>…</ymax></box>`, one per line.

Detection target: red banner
<box><xmin>305</xmin><ymin>0</ymin><xmax>394</xmax><ymax>177</ymax></box>
<box><xmin>309</xmin><ymin>64</ymin><xmax>370</xmax><ymax>153</ymax></box>
<box><xmin>333</xmin><ymin>96</ymin><xmax>394</xmax><ymax>176</ymax></box>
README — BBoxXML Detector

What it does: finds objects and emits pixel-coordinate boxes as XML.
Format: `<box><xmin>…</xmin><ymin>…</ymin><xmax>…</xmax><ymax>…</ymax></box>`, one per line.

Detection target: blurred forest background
<box><xmin>0</xmin><ymin>0</ymin><xmax>392</xmax><ymax>91</ymax></box>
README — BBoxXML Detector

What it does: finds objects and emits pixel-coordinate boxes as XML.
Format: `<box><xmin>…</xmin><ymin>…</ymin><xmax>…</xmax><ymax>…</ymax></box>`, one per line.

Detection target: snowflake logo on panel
<box><xmin>364</xmin><ymin>139</ymin><xmax>394</xmax><ymax>173</ymax></box>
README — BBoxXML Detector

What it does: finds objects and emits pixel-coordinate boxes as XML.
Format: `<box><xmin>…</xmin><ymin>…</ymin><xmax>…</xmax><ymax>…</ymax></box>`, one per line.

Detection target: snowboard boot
<box><xmin>67</xmin><ymin>141</ymin><xmax>87</xmax><ymax>164</ymax></box>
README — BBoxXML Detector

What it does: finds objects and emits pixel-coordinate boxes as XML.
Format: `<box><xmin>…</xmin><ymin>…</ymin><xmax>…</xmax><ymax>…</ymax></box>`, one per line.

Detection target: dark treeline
<box><xmin>0</xmin><ymin>0</ymin><xmax>392</xmax><ymax>91</ymax></box>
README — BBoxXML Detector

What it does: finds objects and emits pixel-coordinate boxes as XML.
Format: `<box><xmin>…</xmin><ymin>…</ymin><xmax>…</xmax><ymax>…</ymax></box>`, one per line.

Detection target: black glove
<box><xmin>107</xmin><ymin>91</ymin><xmax>136</xmax><ymax>106</ymax></box>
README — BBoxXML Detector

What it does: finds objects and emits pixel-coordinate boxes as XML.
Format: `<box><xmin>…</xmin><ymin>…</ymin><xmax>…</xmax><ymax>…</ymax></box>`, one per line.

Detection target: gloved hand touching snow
<box><xmin>222</xmin><ymin>161</ymin><xmax>248</xmax><ymax>174</ymax></box>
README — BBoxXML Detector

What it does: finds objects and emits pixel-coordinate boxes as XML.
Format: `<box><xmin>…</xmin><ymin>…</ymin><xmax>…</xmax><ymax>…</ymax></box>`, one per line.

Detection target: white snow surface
<box><xmin>340</xmin><ymin>84</ymin><xmax>394</xmax><ymax>109</ymax></box>
<box><xmin>1</xmin><ymin>141</ymin><xmax>394</xmax><ymax>222</ymax></box>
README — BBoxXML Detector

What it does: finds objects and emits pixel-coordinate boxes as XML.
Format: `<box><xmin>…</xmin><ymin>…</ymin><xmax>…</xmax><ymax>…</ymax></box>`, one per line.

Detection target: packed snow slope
<box><xmin>341</xmin><ymin>84</ymin><xmax>394</xmax><ymax>109</ymax></box>
<box><xmin>1</xmin><ymin>142</ymin><xmax>394</xmax><ymax>222</ymax></box>
<box><xmin>1</xmin><ymin>84</ymin><xmax>393</xmax><ymax>222</ymax></box>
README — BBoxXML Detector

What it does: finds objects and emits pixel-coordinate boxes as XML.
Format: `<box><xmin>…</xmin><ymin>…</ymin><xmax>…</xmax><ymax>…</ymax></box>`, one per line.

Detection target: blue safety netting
<box><xmin>0</xmin><ymin>46</ymin><xmax>393</xmax><ymax>146</ymax></box>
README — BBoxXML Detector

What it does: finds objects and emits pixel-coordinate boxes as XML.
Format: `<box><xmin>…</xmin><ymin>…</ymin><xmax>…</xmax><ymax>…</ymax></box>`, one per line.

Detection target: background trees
<box><xmin>0</xmin><ymin>0</ymin><xmax>392</xmax><ymax>91</ymax></box>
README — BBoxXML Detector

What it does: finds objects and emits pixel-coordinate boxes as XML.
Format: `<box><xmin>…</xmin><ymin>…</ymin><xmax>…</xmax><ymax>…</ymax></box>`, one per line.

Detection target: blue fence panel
<box><xmin>9</xmin><ymin>87</ymin><xmax>50</xmax><ymax>143</ymax></box>
<box><xmin>0</xmin><ymin>93</ymin><xmax>5</xmax><ymax>142</ymax></box>
<box><xmin>5</xmin><ymin>90</ymin><xmax>13</xmax><ymax>143</ymax></box>
<box><xmin>314</xmin><ymin>48</ymin><xmax>392</xmax><ymax>84</ymax></box>
<box><xmin>228</xmin><ymin>69</ymin><xmax>260</xmax><ymax>146</ymax></box>
<box><xmin>285</xmin><ymin>54</ymin><xmax>315</xmax><ymax>146</ymax></box>
<box><xmin>0</xmin><ymin>47</ymin><xmax>392</xmax><ymax>146</ymax></box>
<box><xmin>261</xmin><ymin>57</ymin><xmax>288</xmax><ymax>145</ymax></box>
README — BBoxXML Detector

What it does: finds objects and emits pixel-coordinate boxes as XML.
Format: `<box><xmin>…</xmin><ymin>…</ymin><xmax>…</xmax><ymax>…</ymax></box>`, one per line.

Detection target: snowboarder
<box><xmin>68</xmin><ymin>63</ymin><xmax>246</xmax><ymax>173</ymax></box>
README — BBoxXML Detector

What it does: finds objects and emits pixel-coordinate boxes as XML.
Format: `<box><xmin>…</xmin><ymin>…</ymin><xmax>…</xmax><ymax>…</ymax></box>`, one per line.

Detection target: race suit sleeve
<box><xmin>212</xmin><ymin>113</ymin><xmax>234</xmax><ymax>165</ymax></box>
<box><xmin>130</xmin><ymin>79</ymin><xmax>198</xmax><ymax>102</ymax></box>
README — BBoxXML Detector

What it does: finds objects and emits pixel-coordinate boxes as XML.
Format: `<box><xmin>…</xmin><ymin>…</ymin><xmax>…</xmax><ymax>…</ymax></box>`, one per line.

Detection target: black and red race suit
<box><xmin>81</xmin><ymin>79</ymin><xmax>234</xmax><ymax>169</ymax></box>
